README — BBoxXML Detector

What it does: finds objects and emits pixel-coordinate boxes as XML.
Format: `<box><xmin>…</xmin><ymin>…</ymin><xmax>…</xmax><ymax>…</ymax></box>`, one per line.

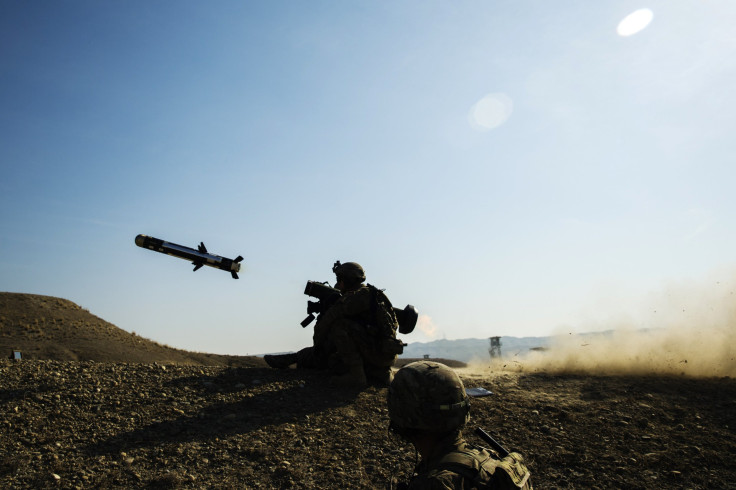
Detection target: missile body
<box><xmin>135</xmin><ymin>234</ymin><xmax>243</xmax><ymax>279</ymax></box>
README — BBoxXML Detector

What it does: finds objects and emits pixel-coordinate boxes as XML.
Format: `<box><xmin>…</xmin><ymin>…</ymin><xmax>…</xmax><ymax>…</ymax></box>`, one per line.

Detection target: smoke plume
<box><xmin>415</xmin><ymin>314</ymin><xmax>441</xmax><ymax>340</ymax></box>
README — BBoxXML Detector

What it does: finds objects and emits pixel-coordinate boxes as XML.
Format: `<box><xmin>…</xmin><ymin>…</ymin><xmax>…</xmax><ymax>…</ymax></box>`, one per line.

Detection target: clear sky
<box><xmin>2</xmin><ymin>1</ymin><xmax>736</xmax><ymax>356</ymax></box>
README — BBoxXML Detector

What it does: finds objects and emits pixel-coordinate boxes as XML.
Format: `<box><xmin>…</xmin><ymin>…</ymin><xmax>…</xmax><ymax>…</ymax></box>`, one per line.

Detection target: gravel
<box><xmin>2</xmin><ymin>360</ymin><xmax>735</xmax><ymax>489</ymax></box>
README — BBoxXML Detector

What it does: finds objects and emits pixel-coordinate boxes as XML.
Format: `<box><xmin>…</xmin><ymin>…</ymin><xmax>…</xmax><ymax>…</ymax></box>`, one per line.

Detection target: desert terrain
<box><xmin>1</xmin><ymin>293</ymin><xmax>735</xmax><ymax>489</ymax></box>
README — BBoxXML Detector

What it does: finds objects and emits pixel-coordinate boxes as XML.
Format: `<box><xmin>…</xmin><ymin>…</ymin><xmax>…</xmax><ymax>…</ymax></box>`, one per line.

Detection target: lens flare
<box><xmin>617</xmin><ymin>8</ymin><xmax>654</xmax><ymax>37</ymax></box>
<box><xmin>468</xmin><ymin>93</ymin><xmax>513</xmax><ymax>131</ymax></box>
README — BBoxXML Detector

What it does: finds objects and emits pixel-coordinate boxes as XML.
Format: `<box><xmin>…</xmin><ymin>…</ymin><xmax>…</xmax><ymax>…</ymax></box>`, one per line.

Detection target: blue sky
<box><xmin>2</xmin><ymin>1</ymin><xmax>736</xmax><ymax>355</ymax></box>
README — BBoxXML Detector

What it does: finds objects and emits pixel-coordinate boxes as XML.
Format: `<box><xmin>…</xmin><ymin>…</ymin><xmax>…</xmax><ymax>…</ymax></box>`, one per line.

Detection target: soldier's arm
<box><xmin>315</xmin><ymin>288</ymin><xmax>371</xmax><ymax>328</ymax></box>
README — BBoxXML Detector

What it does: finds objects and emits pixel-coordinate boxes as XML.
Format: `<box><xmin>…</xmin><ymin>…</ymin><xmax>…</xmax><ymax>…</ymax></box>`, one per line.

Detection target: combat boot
<box><xmin>330</xmin><ymin>363</ymin><xmax>367</xmax><ymax>388</ymax></box>
<box><xmin>264</xmin><ymin>353</ymin><xmax>298</xmax><ymax>369</ymax></box>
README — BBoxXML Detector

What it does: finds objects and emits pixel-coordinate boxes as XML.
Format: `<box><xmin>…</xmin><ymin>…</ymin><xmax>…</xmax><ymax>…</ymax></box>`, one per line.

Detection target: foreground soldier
<box><xmin>387</xmin><ymin>361</ymin><xmax>533</xmax><ymax>489</ymax></box>
<box><xmin>265</xmin><ymin>261</ymin><xmax>402</xmax><ymax>387</ymax></box>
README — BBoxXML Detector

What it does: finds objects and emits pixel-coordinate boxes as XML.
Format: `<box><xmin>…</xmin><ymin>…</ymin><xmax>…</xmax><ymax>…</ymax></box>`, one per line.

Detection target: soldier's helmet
<box><xmin>332</xmin><ymin>261</ymin><xmax>366</xmax><ymax>283</ymax></box>
<box><xmin>387</xmin><ymin>361</ymin><xmax>470</xmax><ymax>435</ymax></box>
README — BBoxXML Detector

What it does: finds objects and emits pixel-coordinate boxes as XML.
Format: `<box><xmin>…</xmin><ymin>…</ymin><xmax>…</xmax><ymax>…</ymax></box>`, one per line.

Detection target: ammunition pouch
<box><xmin>382</xmin><ymin>337</ymin><xmax>406</xmax><ymax>356</ymax></box>
<box><xmin>362</xmin><ymin>337</ymin><xmax>403</xmax><ymax>367</ymax></box>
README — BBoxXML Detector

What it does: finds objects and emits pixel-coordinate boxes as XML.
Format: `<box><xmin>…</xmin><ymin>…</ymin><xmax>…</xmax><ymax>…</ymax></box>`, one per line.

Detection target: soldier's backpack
<box><xmin>366</xmin><ymin>284</ymin><xmax>399</xmax><ymax>338</ymax></box>
<box><xmin>364</xmin><ymin>284</ymin><xmax>405</xmax><ymax>362</ymax></box>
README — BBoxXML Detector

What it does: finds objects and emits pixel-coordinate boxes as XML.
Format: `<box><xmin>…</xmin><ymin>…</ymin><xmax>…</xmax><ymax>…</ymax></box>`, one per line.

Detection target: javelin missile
<box><xmin>135</xmin><ymin>234</ymin><xmax>243</xmax><ymax>279</ymax></box>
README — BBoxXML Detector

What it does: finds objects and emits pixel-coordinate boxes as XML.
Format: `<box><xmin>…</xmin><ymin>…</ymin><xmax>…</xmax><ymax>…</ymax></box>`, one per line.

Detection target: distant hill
<box><xmin>0</xmin><ymin>292</ymin><xmax>265</xmax><ymax>367</ymax></box>
<box><xmin>401</xmin><ymin>336</ymin><xmax>552</xmax><ymax>363</ymax></box>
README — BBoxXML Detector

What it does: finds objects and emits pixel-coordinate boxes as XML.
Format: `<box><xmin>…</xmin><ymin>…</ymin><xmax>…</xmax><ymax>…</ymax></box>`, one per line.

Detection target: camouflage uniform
<box><xmin>405</xmin><ymin>432</ymin><xmax>532</xmax><ymax>489</ymax></box>
<box><xmin>388</xmin><ymin>361</ymin><xmax>533</xmax><ymax>489</ymax></box>
<box><xmin>316</xmin><ymin>284</ymin><xmax>401</xmax><ymax>383</ymax></box>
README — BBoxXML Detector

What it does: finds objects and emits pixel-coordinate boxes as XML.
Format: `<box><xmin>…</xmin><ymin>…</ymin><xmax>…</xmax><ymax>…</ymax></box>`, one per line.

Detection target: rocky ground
<box><xmin>2</xmin><ymin>360</ymin><xmax>735</xmax><ymax>489</ymax></box>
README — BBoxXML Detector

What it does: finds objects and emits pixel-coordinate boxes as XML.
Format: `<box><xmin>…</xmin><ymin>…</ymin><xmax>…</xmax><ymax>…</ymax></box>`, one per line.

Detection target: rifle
<box><xmin>474</xmin><ymin>427</ymin><xmax>510</xmax><ymax>458</ymax></box>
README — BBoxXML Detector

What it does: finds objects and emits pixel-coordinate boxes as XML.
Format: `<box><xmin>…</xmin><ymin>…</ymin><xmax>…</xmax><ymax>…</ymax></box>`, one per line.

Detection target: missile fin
<box><xmin>231</xmin><ymin>271</ymin><xmax>239</xmax><ymax>279</ymax></box>
<box><xmin>234</xmin><ymin>256</ymin><xmax>244</xmax><ymax>263</ymax></box>
<box><xmin>192</xmin><ymin>262</ymin><xmax>204</xmax><ymax>272</ymax></box>
<box><xmin>198</xmin><ymin>242</ymin><xmax>208</xmax><ymax>253</ymax></box>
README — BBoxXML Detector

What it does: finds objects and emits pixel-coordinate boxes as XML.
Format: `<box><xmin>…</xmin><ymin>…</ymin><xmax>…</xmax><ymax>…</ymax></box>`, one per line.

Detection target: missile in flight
<box><xmin>135</xmin><ymin>234</ymin><xmax>243</xmax><ymax>279</ymax></box>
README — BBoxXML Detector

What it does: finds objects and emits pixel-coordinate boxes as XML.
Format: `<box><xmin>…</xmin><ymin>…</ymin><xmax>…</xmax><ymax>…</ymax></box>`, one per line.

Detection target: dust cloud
<box><xmin>509</xmin><ymin>325</ymin><xmax>735</xmax><ymax>377</ymax></box>
<box><xmin>465</xmin><ymin>272</ymin><xmax>736</xmax><ymax>378</ymax></box>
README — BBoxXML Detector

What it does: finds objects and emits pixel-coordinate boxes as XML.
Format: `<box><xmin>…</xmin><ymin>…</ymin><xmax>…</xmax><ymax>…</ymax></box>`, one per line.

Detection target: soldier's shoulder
<box><xmin>433</xmin><ymin>447</ymin><xmax>532</xmax><ymax>489</ymax></box>
<box><xmin>492</xmin><ymin>452</ymin><xmax>533</xmax><ymax>489</ymax></box>
<box><xmin>339</xmin><ymin>285</ymin><xmax>372</xmax><ymax>305</ymax></box>
<box><xmin>365</xmin><ymin>283</ymin><xmax>394</xmax><ymax>300</ymax></box>
<box><xmin>348</xmin><ymin>285</ymin><xmax>373</xmax><ymax>296</ymax></box>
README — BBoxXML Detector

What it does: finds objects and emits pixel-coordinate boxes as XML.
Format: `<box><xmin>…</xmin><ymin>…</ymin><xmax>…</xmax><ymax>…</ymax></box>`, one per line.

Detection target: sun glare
<box><xmin>617</xmin><ymin>8</ymin><xmax>654</xmax><ymax>37</ymax></box>
<box><xmin>468</xmin><ymin>93</ymin><xmax>513</xmax><ymax>131</ymax></box>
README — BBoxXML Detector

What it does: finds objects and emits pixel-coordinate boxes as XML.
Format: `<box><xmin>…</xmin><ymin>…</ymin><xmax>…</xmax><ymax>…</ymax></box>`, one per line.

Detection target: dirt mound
<box><xmin>0</xmin><ymin>293</ymin><xmax>264</xmax><ymax>367</ymax></box>
<box><xmin>1</xmin><ymin>361</ymin><xmax>734</xmax><ymax>488</ymax></box>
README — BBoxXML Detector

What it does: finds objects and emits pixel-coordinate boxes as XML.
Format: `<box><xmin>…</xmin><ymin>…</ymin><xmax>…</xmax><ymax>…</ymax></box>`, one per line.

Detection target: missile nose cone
<box><xmin>135</xmin><ymin>235</ymin><xmax>146</xmax><ymax>247</ymax></box>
